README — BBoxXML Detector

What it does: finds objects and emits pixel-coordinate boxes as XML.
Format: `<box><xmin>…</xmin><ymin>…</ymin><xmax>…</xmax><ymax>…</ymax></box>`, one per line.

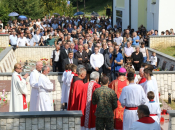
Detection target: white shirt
<box><xmin>51</xmin><ymin>50</ymin><xmax>60</xmax><ymax>62</ymax></box>
<box><xmin>150</xmin><ymin>56</ymin><xmax>157</xmax><ymax>65</ymax></box>
<box><xmin>36</xmin><ymin>21</ymin><xmax>41</xmax><ymax>25</ymax></box>
<box><xmin>17</xmin><ymin>37</ymin><xmax>29</xmax><ymax>46</ymax></box>
<box><xmin>9</xmin><ymin>35</ymin><xmax>18</xmax><ymax>45</ymax></box>
<box><xmin>90</xmin><ymin>53</ymin><xmax>104</xmax><ymax>69</ymax></box>
<box><xmin>27</xmin><ymin>38</ymin><xmax>35</xmax><ymax>46</ymax></box>
<box><xmin>124</xmin><ymin>46</ymin><xmax>134</xmax><ymax>56</ymax></box>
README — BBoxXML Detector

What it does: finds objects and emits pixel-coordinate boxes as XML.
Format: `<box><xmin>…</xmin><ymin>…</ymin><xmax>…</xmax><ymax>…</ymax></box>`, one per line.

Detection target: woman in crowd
<box><xmin>131</xmin><ymin>46</ymin><xmax>143</xmax><ymax>71</ymax></box>
<box><xmin>140</xmin><ymin>42</ymin><xmax>149</xmax><ymax>63</ymax></box>
<box><xmin>84</xmin><ymin>43</ymin><xmax>92</xmax><ymax>82</ymax></box>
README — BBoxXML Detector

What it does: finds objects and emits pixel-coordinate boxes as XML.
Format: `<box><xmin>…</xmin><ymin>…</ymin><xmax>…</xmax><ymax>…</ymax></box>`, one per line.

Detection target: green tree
<box><xmin>0</xmin><ymin>1</ymin><xmax>10</xmax><ymax>24</ymax></box>
<box><xmin>2</xmin><ymin>0</ymin><xmax>44</xmax><ymax>20</ymax></box>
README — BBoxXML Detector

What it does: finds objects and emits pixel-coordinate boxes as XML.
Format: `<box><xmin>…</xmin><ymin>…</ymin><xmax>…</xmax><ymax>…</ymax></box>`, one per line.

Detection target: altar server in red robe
<box><xmin>129</xmin><ymin>105</ymin><xmax>161</xmax><ymax>130</ymax></box>
<box><xmin>108</xmin><ymin>67</ymin><xmax>129</xmax><ymax>130</ymax></box>
<box><xmin>67</xmin><ymin>65</ymin><xmax>87</xmax><ymax>110</ymax></box>
<box><xmin>81</xmin><ymin>71</ymin><xmax>101</xmax><ymax>130</ymax></box>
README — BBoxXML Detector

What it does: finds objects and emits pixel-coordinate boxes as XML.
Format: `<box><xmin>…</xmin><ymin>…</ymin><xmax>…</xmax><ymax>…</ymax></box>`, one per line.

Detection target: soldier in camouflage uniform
<box><xmin>92</xmin><ymin>76</ymin><xmax>118</xmax><ymax>130</ymax></box>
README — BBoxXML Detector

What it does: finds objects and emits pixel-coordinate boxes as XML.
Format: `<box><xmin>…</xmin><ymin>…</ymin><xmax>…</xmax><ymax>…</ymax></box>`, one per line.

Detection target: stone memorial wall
<box><xmin>0</xmin><ymin>111</ymin><xmax>82</xmax><ymax>130</ymax></box>
<box><xmin>0</xmin><ymin>34</ymin><xmax>9</xmax><ymax>48</ymax></box>
<box><xmin>149</xmin><ymin>35</ymin><xmax>175</xmax><ymax>49</ymax></box>
<box><xmin>14</xmin><ymin>46</ymin><xmax>55</xmax><ymax>63</ymax></box>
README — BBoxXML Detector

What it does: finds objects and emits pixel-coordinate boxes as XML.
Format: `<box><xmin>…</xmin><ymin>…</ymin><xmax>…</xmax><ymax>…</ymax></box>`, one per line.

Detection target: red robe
<box><xmin>80</xmin><ymin>81</ymin><xmax>101</xmax><ymax>129</ymax></box>
<box><xmin>139</xmin><ymin>77</ymin><xmax>147</xmax><ymax>84</ymax></box>
<box><xmin>67</xmin><ymin>76</ymin><xmax>84</xmax><ymax>110</ymax></box>
<box><xmin>108</xmin><ymin>76</ymin><xmax>129</xmax><ymax>130</ymax></box>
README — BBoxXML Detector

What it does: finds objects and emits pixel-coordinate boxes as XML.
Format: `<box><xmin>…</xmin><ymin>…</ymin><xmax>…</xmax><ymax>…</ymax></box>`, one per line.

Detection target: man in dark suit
<box><xmin>88</xmin><ymin>41</ymin><xmax>94</xmax><ymax>53</ymax></box>
<box><xmin>62</xmin><ymin>51</ymin><xmax>78</xmax><ymax>71</ymax></box>
<box><xmin>104</xmin><ymin>46</ymin><xmax>113</xmax><ymax>82</ymax></box>
<box><xmin>74</xmin><ymin>44</ymin><xmax>88</xmax><ymax>67</ymax></box>
<box><xmin>60</xmin><ymin>43</ymin><xmax>69</xmax><ymax>71</ymax></box>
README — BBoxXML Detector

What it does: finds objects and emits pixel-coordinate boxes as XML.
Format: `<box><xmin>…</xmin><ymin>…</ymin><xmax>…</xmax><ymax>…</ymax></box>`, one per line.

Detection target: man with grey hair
<box><xmin>29</xmin><ymin>61</ymin><xmax>43</xmax><ymax>111</ymax></box>
<box><xmin>68</xmin><ymin>65</ymin><xmax>86</xmax><ymax>110</ymax></box>
<box><xmin>80</xmin><ymin>71</ymin><xmax>101</xmax><ymax>129</ymax></box>
<box><xmin>139</xmin><ymin>68</ymin><xmax>146</xmax><ymax>84</ymax></box>
<box><xmin>36</xmin><ymin>66</ymin><xmax>54</xmax><ymax>111</ymax></box>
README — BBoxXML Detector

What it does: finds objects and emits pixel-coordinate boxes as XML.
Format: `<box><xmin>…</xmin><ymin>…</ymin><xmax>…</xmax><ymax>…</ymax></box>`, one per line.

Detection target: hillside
<box><xmin>72</xmin><ymin>0</ymin><xmax>112</xmax><ymax>16</ymax></box>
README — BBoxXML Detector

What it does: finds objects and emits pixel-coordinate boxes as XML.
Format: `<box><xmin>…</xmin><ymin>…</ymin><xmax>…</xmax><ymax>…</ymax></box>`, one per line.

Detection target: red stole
<box><xmin>137</xmin><ymin>117</ymin><xmax>155</xmax><ymax>124</ymax></box>
<box><xmin>17</xmin><ymin>75</ymin><xmax>28</xmax><ymax>110</ymax></box>
<box><xmin>139</xmin><ymin>77</ymin><xmax>147</xmax><ymax>84</ymax></box>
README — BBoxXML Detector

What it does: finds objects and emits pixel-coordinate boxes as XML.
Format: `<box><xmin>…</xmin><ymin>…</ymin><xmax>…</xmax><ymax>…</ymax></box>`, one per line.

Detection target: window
<box><xmin>116</xmin><ymin>10</ymin><xmax>122</xmax><ymax>28</ymax></box>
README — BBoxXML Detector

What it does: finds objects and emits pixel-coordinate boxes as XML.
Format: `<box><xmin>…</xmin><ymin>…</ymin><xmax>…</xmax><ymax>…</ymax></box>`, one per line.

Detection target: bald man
<box><xmin>29</xmin><ymin>61</ymin><xmax>43</xmax><ymax>111</ymax></box>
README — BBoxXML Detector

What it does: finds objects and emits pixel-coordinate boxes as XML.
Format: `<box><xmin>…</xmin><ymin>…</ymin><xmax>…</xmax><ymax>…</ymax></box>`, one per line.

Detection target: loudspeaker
<box><xmin>106</xmin><ymin>8</ymin><xmax>111</xmax><ymax>16</ymax></box>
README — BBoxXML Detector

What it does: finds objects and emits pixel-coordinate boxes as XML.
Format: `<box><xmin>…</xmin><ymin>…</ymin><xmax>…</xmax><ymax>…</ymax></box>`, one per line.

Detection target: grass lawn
<box><xmin>73</xmin><ymin>0</ymin><xmax>112</xmax><ymax>16</ymax></box>
<box><xmin>164</xmin><ymin>100</ymin><xmax>175</xmax><ymax>110</ymax></box>
<box><xmin>156</xmin><ymin>46</ymin><xmax>175</xmax><ymax>58</ymax></box>
<box><xmin>0</xmin><ymin>47</ymin><xmax>4</xmax><ymax>53</ymax></box>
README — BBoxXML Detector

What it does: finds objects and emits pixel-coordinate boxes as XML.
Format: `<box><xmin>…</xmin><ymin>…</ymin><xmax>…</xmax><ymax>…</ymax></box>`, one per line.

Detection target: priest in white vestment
<box><xmin>119</xmin><ymin>72</ymin><xmax>147</xmax><ymax>130</ymax></box>
<box><xmin>36</xmin><ymin>66</ymin><xmax>54</xmax><ymax>111</ymax></box>
<box><xmin>9</xmin><ymin>63</ymin><xmax>29</xmax><ymax>112</ymax></box>
<box><xmin>129</xmin><ymin>105</ymin><xmax>161</xmax><ymax>130</ymax></box>
<box><xmin>29</xmin><ymin>61</ymin><xmax>43</xmax><ymax>111</ymax></box>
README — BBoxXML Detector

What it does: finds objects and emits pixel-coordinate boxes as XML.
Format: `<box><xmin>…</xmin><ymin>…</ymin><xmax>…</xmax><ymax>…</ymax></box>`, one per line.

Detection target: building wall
<box><xmin>138</xmin><ymin>0</ymin><xmax>147</xmax><ymax>28</ymax></box>
<box><xmin>147</xmin><ymin>0</ymin><xmax>159</xmax><ymax>31</ymax></box>
<box><xmin>113</xmin><ymin>0</ymin><xmax>129</xmax><ymax>30</ymax></box>
<box><xmin>131</xmin><ymin>0</ymin><xmax>138</xmax><ymax>31</ymax></box>
<box><xmin>0</xmin><ymin>34</ymin><xmax>9</xmax><ymax>47</ymax></box>
<box><xmin>158</xmin><ymin>0</ymin><xmax>175</xmax><ymax>34</ymax></box>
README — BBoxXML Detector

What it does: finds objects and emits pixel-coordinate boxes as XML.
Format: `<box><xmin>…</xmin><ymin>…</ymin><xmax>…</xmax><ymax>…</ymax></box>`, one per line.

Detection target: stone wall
<box><xmin>14</xmin><ymin>47</ymin><xmax>55</xmax><ymax>62</ymax></box>
<box><xmin>0</xmin><ymin>47</ymin><xmax>17</xmax><ymax>73</ymax></box>
<box><xmin>149</xmin><ymin>35</ymin><xmax>175</xmax><ymax>49</ymax></box>
<box><xmin>0</xmin><ymin>34</ymin><xmax>9</xmax><ymax>47</ymax></box>
<box><xmin>0</xmin><ymin>111</ymin><xmax>82</xmax><ymax>130</ymax></box>
<box><xmin>147</xmin><ymin>48</ymin><xmax>175</xmax><ymax>71</ymax></box>
<box><xmin>167</xmin><ymin>110</ymin><xmax>175</xmax><ymax>130</ymax></box>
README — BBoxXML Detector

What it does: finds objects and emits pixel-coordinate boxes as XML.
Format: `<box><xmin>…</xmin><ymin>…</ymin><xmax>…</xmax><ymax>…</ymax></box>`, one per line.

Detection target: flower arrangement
<box><xmin>0</xmin><ymin>89</ymin><xmax>8</xmax><ymax>107</ymax></box>
<box><xmin>153</xmin><ymin>67</ymin><xmax>161</xmax><ymax>71</ymax></box>
<box><xmin>40</xmin><ymin>57</ymin><xmax>48</xmax><ymax>66</ymax></box>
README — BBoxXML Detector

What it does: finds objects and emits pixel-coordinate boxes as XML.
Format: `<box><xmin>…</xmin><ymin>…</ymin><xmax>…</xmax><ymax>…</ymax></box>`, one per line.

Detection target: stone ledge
<box><xmin>17</xmin><ymin>46</ymin><xmax>55</xmax><ymax>48</ymax></box>
<box><xmin>149</xmin><ymin>35</ymin><xmax>175</xmax><ymax>38</ymax></box>
<box><xmin>0</xmin><ymin>34</ymin><xmax>9</xmax><ymax>36</ymax></box>
<box><xmin>0</xmin><ymin>111</ymin><xmax>82</xmax><ymax>119</ymax></box>
<box><xmin>168</xmin><ymin>110</ymin><xmax>175</xmax><ymax>117</ymax></box>
<box><xmin>0</xmin><ymin>46</ymin><xmax>13</xmax><ymax>62</ymax></box>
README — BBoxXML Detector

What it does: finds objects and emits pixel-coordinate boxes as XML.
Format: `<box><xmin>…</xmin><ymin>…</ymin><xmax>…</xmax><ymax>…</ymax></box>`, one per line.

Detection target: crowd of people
<box><xmin>6</xmin><ymin>15</ymin><xmax>167</xmax><ymax>130</ymax></box>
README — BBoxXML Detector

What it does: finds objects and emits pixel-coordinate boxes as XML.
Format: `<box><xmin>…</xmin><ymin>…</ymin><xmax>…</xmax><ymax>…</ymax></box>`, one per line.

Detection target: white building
<box><xmin>112</xmin><ymin>0</ymin><xmax>175</xmax><ymax>35</ymax></box>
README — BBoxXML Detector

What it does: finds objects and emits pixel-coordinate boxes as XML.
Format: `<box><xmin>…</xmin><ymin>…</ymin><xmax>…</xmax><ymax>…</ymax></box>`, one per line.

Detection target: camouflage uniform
<box><xmin>92</xmin><ymin>85</ymin><xmax>118</xmax><ymax>130</ymax></box>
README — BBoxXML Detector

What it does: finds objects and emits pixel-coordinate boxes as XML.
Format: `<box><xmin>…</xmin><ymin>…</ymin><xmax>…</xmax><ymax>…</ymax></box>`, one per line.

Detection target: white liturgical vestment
<box><xmin>119</xmin><ymin>83</ymin><xmax>147</xmax><ymax>130</ymax></box>
<box><xmin>141</xmin><ymin>80</ymin><xmax>156</xmax><ymax>102</ymax></box>
<box><xmin>151</xmin><ymin>76</ymin><xmax>159</xmax><ymax>103</ymax></box>
<box><xmin>36</xmin><ymin>74</ymin><xmax>53</xmax><ymax>111</ymax></box>
<box><xmin>146</xmin><ymin>101</ymin><xmax>161</xmax><ymax>124</ymax></box>
<box><xmin>129</xmin><ymin>119</ymin><xmax>161</xmax><ymax>130</ymax></box>
<box><xmin>9</xmin><ymin>71</ymin><xmax>28</xmax><ymax>112</ymax></box>
<box><xmin>29</xmin><ymin>69</ymin><xmax>41</xmax><ymax>111</ymax></box>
